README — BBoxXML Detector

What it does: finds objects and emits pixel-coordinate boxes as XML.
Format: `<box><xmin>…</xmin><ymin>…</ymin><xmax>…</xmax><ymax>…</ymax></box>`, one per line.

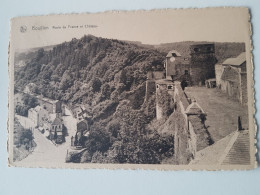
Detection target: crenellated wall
<box><xmin>154</xmin><ymin>80</ymin><xmax>213</xmax><ymax>164</ymax></box>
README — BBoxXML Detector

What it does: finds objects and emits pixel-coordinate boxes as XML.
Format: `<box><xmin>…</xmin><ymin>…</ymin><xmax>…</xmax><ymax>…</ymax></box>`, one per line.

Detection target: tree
<box><xmin>22</xmin><ymin>94</ymin><xmax>38</xmax><ymax>107</ymax></box>
<box><xmin>91</xmin><ymin>78</ymin><xmax>102</xmax><ymax>92</ymax></box>
<box><xmin>84</xmin><ymin>129</ymin><xmax>111</xmax><ymax>154</ymax></box>
<box><xmin>36</xmin><ymin>48</ymin><xmax>44</xmax><ymax>61</ymax></box>
<box><xmin>30</xmin><ymin>85</ymin><xmax>40</xmax><ymax>94</ymax></box>
<box><xmin>108</xmin><ymin>121</ymin><xmax>120</xmax><ymax>138</ymax></box>
<box><xmin>19</xmin><ymin>129</ymin><xmax>33</xmax><ymax>145</ymax></box>
<box><xmin>28</xmin><ymin>97</ymin><xmax>39</xmax><ymax>108</ymax></box>
<box><xmin>60</xmin><ymin>70</ymin><xmax>73</xmax><ymax>90</ymax></box>
<box><xmin>15</xmin><ymin>105</ymin><xmax>30</xmax><ymax>116</ymax></box>
<box><xmin>100</xmin><ymin>83</ymin><xmax>111</xmax><ymax>101</ymax></box>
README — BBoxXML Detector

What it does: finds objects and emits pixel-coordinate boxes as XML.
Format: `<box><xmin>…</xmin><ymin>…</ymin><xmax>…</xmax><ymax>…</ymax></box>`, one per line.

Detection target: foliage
<box><xmin>157</xmin><ymin>87</ymin><xmax>174</xmax><ymax>118</ymax></box>
<box><xmin>19</xmin><ymin>129</ymin><xmax>33</xmax><ymax>145</ymax></box>
<box><xmin>100</xmin><ymin>83</ymin><xmax>111</xmax><ymax>101</ymax></box>
<box><xmin>13</xmin><ymin>117</ymin><xmax>35</xmax><ymax>162</ymax></box>
<box><xmin>15</xmin><ymin>105</ymin><xmax>30</xmax><ymax>116</ymax></box>
<box><xmin>15</xmin><ymin>35</ymin><xmax>165</xmax><ymax>103</ymax></box>
<box><xmin>78</xmin><ymin>101</ymin><xmax>175</xmax><ymax>164</ymax></box>
<box><xmin>15</xmin><ymin>94</ymin><xmax>39</xmax><ymax>116</ymax></box>
<box><xmin>14</xmin><ymin>35</ymin><xmax>173</xmax><ymax>164</ymax></box>
<box><xmin>91</xmin><ymin>78</ymin><xmax>102</xmax><ymax>92</ymax></box>
<box><xmin>84</xmin><ymin>129</ymin><xmax>112</xmax><ymax>154</ymax></box>
<box><xmin>22</xmin><ymin>94</ymin><xmax>39</xmax><ymax>108</ymax></box>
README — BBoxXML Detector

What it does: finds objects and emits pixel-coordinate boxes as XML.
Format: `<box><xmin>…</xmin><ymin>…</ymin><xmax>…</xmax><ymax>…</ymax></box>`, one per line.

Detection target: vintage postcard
<box><xmin>8</xmin><ymin>8</ymin><xmax>257</xmax><ymax>170</ymax></box>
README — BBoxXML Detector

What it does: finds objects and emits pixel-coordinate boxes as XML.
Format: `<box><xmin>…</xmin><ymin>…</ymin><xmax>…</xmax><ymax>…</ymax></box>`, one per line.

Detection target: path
<box><xmin>185</xmin><ymin>87</ymin><xmax>248</xmax><ymax>142</ymax></box>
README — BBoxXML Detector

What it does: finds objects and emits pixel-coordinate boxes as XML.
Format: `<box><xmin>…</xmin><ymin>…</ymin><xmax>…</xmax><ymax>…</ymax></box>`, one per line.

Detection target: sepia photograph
<box><xmin>8</xmin><ymin>8</ymin><xmax>256</xmax><ymax>170</ymax></box>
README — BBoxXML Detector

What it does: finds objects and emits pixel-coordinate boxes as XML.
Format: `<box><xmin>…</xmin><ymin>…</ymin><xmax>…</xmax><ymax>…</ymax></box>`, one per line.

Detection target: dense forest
<box><xmin>14</xmin><ymin>35</ymin><xmax>245</xmax><ymax>164</ymax></box>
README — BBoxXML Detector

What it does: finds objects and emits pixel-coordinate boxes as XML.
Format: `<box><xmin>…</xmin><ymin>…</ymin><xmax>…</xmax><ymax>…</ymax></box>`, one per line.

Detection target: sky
<box><xmin>10</xmin><ymin>7</ymin><xmax>251</xmax><ymax>51</ymax></box>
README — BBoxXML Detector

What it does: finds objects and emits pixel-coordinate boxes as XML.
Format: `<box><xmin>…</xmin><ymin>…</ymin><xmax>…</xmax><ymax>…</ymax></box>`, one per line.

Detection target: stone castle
<box><xmin>165</xmin><ymin>44</ymin><xmax>217</xmax><ymax>86</ymax></box>
<box><xmin>145</xmin><ymin>43</ymin><xmax>217</xmax><ymax>164</ymax></box>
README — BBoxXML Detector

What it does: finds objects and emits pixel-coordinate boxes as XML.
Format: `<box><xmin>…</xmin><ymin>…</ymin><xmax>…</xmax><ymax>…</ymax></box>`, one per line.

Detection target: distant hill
<box><xmin>154</xmin><ymin>41</ymin><xmax>245</xmax><ymax>63</ymax></box>
<box><xmin>14</xmin><ymin>45</ymin><xmax>55</xmax><ymax>71</ymax></box>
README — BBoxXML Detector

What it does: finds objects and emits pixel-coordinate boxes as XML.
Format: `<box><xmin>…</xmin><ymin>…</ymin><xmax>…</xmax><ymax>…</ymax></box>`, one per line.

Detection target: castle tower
<box><xmin>189</xmin><ymin>44</ymin><xmax>217</xmax><ymax>85</ymax></box>
<box><xmin>165</xmin><ymin>50</ymin><xmax>182</xmax><ymax>80</ymax></box>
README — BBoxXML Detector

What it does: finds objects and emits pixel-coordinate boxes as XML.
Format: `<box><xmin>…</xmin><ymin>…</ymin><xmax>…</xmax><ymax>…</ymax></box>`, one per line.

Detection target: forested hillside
<box><xmin>15</xmin><ymin>35</ymin><xmax>175</xmax><ymax>164</ymax></box>
<box><xmin>15</xmin><ymin>35</ymin><xmax>164</xmax><ymax>104</ymax></box>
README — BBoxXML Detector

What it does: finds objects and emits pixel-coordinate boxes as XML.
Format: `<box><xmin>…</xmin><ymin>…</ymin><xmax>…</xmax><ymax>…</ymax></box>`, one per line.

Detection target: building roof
<box><xmin>152</xmin><ymin>71</ymin><xmax>165</xmax><ymax>80</ymax></box>
<box><xmin>49</xmin><ymin>114</ymin><xmax>56</xmax><ymax>122</ymax></box>
<box><xmin>29</xmin><ymin>105</ymin><xmax>44</xmax><ymax>112</ymax></box>
<box><xmin>34</xmin><ymin>105</ymin><xmax>43</xmax><ymax>112</ymax></box>
<box><xmin>73</xmin><ymin>106</ymin><xmax>82</xmax><ymax>114</ymax></box>
<box><xmin>166</xmin><ymin>50</ymin><xmax>181</xmax><ymax>58</ymax></box>
<box><xmin>189</xmin><ymin>129</ymin><xmax>250</xmax><ymax>165</ymax></box>
<box><xmin>221</xmin><ymin>67</ymin><xmax>239</xmax><ymax>82</ymax></box>
<box><xmin>221</xmin><ymin>130</ymin><xmax>250</xmax><ymax>165</ymax></box>
<box><xmin>185</xmin><ymin>100</ymin><xmax>205</xmax><ymax>115</ymax></box>
<box><xmin>52</xmin><ymin>117</ymin><xmax>63</xmax><ymax>125</ymax></box>
<box><xmin>223</xmin><ymin>52</ymin><xmax>246</xmax><ymax>66</ymax></box>
<box><xmin>73</xmin><ymin>104</ymin><xmax>92</xmax><ymax>115</ymax></box>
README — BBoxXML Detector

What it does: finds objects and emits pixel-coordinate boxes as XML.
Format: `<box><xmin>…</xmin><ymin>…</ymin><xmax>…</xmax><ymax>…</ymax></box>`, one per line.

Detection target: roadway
<box><xmin>14</xmin><ymin>107</ymin><xmax>77</xmax><ymax>167</ymax></box>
